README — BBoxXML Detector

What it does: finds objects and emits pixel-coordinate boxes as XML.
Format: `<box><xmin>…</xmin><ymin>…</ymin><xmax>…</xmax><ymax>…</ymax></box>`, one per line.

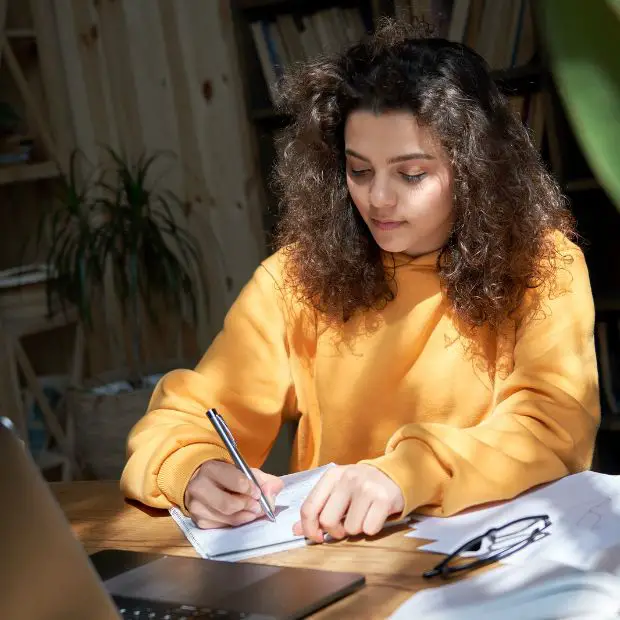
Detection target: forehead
<box><xmin>344</xmin><ymin>110</ymin><xmax>439</xmax><ymax>155</ymax></box>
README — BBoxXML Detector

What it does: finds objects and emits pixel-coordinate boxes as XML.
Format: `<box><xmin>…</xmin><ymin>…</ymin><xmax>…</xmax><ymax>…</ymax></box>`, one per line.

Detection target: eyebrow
<box><xmin>345</xmin><ymin>148</ymin><xmax>435</xmax><ymax>164</ymax></box>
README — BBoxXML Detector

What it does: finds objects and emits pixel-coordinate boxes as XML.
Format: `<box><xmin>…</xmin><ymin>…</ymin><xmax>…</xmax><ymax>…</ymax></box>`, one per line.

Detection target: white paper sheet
<box><xmin>389</xmin><ymin>546</ymin><xmax>620</xmax><ymax>620</ymax></box>
<box><xmin>170</xmin><ymin>464</ymin><xmax>335</xmax><ymax>560</ymax></box>
<box><xmin>407</xmin><ymin>471</ymin><xmax>620</xmax><ymax>570</ymax></box>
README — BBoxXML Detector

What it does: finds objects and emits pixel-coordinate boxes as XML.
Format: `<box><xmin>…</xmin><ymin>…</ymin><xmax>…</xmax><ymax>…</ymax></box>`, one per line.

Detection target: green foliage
<box><xmin>538</xmin><ymin>0</ymin><xmax>620</xmax><ymax>209</ymax></box>
<box><xmin>94</xmin><ymin>147</ymin><xmax>199</xmax><ymax>327</ymax></box>
<box><xmin>38</xmin><ymin>149</ymin><xmax>102</xmax><ymax>326</ymax></box>
<box><xmin>39</xmin><ymin>147</ymin><xmax>201</xmax><ymax>372</ymax></box>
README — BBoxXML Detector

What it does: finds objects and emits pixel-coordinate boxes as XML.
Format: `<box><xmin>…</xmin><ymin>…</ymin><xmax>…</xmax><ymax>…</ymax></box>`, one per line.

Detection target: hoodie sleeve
<box><xmin>363</xmin><ymin>242</ymin><xmax>600</xmax><ymax>517</ymax></box>
<box><xmin>120</xmin><ymin>259</ymin><xmax>295</xmax><ymax>511</ymax></box>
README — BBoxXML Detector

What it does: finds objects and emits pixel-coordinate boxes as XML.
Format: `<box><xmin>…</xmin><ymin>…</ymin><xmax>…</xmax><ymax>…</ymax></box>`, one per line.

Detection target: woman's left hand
<box><xmin>292</xmin><ymin>464</ymin><xmax>405</xmax><ymax>543</ymax></box>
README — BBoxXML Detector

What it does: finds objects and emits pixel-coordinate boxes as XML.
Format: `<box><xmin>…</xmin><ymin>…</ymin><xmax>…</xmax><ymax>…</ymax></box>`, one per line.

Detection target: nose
<box><xmin>369</xmin><ymin>174</ymin><xmax>397</xmax><ymax>211</ymax></box>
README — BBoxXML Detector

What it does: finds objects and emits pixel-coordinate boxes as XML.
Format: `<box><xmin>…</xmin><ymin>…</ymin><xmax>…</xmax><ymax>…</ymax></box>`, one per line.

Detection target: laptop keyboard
<box><xmin>114</xmin><ymin>595</ymin><xmax>252</xmax><ymax>619</ymax></box>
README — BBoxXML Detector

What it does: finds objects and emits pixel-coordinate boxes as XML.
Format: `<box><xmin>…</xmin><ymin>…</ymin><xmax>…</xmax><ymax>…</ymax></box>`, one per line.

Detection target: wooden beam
<box><xmin>52</xmin><ymin>0</ymin><xmax>98</xmax><ymax>171</ymax></box>
<box><xmin>68</xmin><ymin>0</ymin><xmax>120</xmax><ymax>157</ymax></box>
<box><xmin>1</xmin><ymin>37</ymin><xmax>60</xmax><ymax>165</ymax></box>
<box><xmin>172</xmin><ymin>1</ymin><xmax>267</xmax><ymax>319</ymax></box>
<box><xmin>157</xmin><ymin>0</ymin><xmax>222</xmax><ymax>348</ymax></box>
<box><xmin>121</xmin><ymin>0</ymin><xmax>182</xmax><ymax>183</ymax></box>
<box><xmin>29</xmin><ymin>0</ymin><xmax>78</xmax><ymax>174</ymax></box>
<box><xmin>0</xmin><ymin>161</ymin><xmax>60</xmax><ymax>185</ymax></box>
<box><xmin>70</xmin><ymin>322</ymin><xmax>84</xmax><ymax>388</ymax></box>
<box><xmin>0</xmin><ymin>326</ymin><xmax>27</xmax><ymax>445</ymax></box>
<box><xmin>52</xmin><ymin>0</ymin><xmax>125</xmax><ymax>373</ymax></box>
<box><xmin>14</xmin><ymin>338</ymin><xmax>83</xmax><ymax>477</ymax></box>
<box><xmin>95</xmin><ymin>0</ymin><xmax>143</xmax><ymax>162</ymax></box>
<box><xmin>5</xmin><ymin>28</ymin><xmax>36</xmax><ymax>38</ymax></box>
<box><xmin>0</xmin><ymin>0</ymin><xmax>8</xmax><ymax>69</ymax></box>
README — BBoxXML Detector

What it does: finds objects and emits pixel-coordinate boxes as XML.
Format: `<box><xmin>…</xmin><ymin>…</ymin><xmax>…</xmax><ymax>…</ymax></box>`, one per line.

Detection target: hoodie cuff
<box><xmin>359</xmin><ymin>439</ymin><xmax>445</xmax><ymax>518</ymax></box>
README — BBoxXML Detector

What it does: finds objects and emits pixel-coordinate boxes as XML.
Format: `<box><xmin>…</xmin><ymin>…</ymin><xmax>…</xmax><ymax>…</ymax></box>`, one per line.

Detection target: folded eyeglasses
<box><xmin>423</xmin><ymin>514</ymin><xmax>551</xmax><ymax>579</ymax></box>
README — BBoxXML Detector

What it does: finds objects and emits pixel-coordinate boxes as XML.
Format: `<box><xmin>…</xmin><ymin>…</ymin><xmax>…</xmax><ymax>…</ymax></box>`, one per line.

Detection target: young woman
<box><xmin>121</xmin><ymin>20</ymin><xmax>599</xmax><ymax>543</ymax></box>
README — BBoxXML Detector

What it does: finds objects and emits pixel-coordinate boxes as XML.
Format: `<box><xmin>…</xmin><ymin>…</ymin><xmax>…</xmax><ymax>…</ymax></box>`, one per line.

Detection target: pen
<box><xmin>205</xmin><ymin>408</ymin><xmax>276</xmax><ymax>522</ymax></box>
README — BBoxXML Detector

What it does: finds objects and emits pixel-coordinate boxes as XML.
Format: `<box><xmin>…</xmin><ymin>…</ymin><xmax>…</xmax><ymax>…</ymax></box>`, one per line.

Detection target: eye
<box><xmin>349</xmin><ymin>168</ymin><xmax>370</xmax><ymax>177</ymax></box>
<box><xmin>401</xmin><ymin>172</ymin><xmax>427</xmax><ymax>183</ymax></box>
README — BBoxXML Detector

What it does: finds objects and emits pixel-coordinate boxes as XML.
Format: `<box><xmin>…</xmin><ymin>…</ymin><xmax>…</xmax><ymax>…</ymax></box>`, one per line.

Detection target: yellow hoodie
<box><xmin>121</xmin><ymin>234</ymin><xmax>600</xmax><ymax>518</ymax></box>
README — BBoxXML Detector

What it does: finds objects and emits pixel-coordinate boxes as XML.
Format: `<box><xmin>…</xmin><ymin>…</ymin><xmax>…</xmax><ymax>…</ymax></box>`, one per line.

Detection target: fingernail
<box><xmin>251</xmin><ymin>502</ymin><xmax>262</xmax><ymax>514</ymax></box>
<box><xmin>252</xmin><ymin>486</ymin><xmax>261</xmax><ymax>500</ymax></box>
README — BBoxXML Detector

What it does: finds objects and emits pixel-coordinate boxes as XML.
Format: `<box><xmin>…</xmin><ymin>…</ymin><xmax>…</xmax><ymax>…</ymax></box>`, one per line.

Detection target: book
<box><xmin>170</xmin><ymin>464</ymin><xmax>336</xmax><ymax>561</ymax></box>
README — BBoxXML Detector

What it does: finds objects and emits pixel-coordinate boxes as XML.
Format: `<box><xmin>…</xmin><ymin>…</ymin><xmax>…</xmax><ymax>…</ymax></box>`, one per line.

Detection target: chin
<box><xmin>373</xmin><ymin>237</ymin><xmax>410</xmax><ymax>254</ymax></box>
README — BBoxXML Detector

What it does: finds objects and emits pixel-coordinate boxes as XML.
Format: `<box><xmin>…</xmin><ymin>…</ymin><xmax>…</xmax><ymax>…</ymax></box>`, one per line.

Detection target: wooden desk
<box><xmin>53</xmin><ymin>481</ymin><xmax>443</xmax><ymax>619</ymax></box>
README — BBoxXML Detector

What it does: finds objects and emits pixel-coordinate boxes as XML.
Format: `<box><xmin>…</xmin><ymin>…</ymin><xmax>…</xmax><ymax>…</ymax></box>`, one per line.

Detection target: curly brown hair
<box><xmin>273</xmin><ymin>18</ymin><xmax>575</xmax><ymax>328</ymax></box>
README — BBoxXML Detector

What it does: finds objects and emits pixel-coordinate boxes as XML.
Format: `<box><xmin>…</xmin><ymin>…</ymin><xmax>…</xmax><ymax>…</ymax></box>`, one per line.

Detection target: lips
<box><xmin>371</xmin><ymin>219</ymin><xmax>405</xmax><ymax>231</ymax></box>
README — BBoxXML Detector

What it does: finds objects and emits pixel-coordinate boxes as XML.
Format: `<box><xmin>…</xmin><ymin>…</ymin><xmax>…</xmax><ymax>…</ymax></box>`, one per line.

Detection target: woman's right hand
<box><xmin>184</xmin><ymin>460</ymin><xmax>283</xmax><ymax>529</ymax></box>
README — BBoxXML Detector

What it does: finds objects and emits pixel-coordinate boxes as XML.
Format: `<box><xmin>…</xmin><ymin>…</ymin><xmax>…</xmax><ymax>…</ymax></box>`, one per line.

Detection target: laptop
<box><xmin>0</xmin><ymin>416</ymin><xmax>365</xmax><ymax>619</ymax></box>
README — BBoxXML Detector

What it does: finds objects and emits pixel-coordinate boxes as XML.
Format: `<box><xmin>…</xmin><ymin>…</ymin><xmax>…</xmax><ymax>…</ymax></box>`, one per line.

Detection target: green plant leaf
<box><xmin>538</xmin><ymin>0</ymin><xmax>620</xmax><ymax>209</ymax></box>
<box><xmin>38</xmin><ymin>145</ymin><xmax>205</xmax><ymax>368</ymax></box>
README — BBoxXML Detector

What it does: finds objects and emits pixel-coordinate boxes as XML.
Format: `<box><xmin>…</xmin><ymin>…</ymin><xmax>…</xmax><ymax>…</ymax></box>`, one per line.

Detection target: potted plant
<box><xmin>41</xmin><ymin>147</ymin><xmax>202</xmax><ymax>479</ymax></box>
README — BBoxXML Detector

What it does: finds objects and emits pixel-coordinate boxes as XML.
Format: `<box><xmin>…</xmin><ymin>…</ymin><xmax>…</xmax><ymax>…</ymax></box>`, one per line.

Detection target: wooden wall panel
<box><xmin>30</xmin><ymin>0</ymin><xmax>75</xmax><ymax>169</ymax></box>
<box><xmin>19</xmin><ymin>0</ymin><xmax>267</xmax><ymax>376</ymax></box>
<box><xmin>52</xmin><ymin>0</ymin><xmax>98</xmax><ymax>168</ymax></box>
<box><xmin>156</xmin><ymin>0</ymin><xmax>224</xmax><ymax>346</ymax></box>
<box><xmin>68</xmin><ymin>0</ymin><xmax>119</xmax><ymax>161</ymax></box>
<box><xmin>95</xmin><ymin>0</ymin><xmax>141</xmax><ymax>162</ymax></box>
<box><xmin>173</xmin><ymin>0</ymin><xmax>266</xmax><ymax>307</ymax></box>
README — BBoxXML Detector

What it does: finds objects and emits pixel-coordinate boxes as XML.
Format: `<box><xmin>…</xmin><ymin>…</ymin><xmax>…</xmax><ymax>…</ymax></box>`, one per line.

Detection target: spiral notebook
<box><xmin>170</xmin><ymin>463</ymin><xmax>336</xmax><ymax>561</ymax></box>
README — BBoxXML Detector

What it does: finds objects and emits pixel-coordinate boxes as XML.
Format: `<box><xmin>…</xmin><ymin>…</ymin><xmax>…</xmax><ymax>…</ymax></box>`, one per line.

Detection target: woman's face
<box><xmin>345</xmin><ymin>109</ymin><xmax>454</xmax><ymax>257</ymax></box>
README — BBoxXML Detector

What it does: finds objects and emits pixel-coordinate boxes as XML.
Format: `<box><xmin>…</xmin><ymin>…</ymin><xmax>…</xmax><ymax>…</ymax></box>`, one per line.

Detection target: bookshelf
<box><xmin>231</xmin><ymin>0</ymin><xmax>553</xmax><ymax>238</ymax></box>
<box><xmin>231</xmin><ymin>0</ymin><xmax>612</xmax><ymax>276</ymax></box>
<box><xmin>0</xmin><ymin>0</ymin><xmax>73</xmax><ymax>273</ymax></box>
<box><xmin>231</xmin><ymin>0</ymin><xmax>390</xmax><ymax>237</ymax></box>
<box><xmin>231</xmin><ymin>0</ymin><xmax>610</xmax><ymax>218</ymax></box>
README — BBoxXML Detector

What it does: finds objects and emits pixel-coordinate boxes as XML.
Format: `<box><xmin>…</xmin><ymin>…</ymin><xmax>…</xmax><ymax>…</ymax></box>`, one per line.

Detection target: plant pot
<box><xmin>67</xmin><ymin>360</ymin><xmax>191</xmax><ymax>480</ymax></box>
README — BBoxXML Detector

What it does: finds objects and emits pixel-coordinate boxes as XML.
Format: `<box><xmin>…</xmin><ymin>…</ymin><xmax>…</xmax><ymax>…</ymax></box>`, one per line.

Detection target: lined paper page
<box><xmin>170</xmin><ymin>464</ymin><xmax>335</xmax><ymax>560</ymax></box>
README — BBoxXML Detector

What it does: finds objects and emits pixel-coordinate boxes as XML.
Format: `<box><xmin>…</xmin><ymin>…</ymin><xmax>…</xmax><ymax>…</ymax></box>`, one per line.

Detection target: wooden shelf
<box><xmin>491</xmin><ymin>63</ymin><xmax>542</xmax><ymax>81</ymax></box>
<box><xmin>238</xmin><ymin>0</ymin><xmax>371</xmax><ymax>14</ymax></box>
<box><xmin>238</xmin><ymin>0</ymin><xmax>356</xmax><ymax>10</ymax></box>
<box><xmin>0</xmin><ymin>161</ymin><xmax>61</xmax><ymax>186</ymax></box>
<box><xmin>239</xmin><ymin>0</ymin><xmax>290</xmax><ymax>8</ymax></box>
<box><xmin>5</xmin><ymin>28</ymin><xmax>36</xmax><ymax>39</ymax></box>
<box><xmin>250</xmin><ymin>63</ymin><xmax>544</xmax><ymax>121</ymax></box>
<box><xmin>491</xmin><ymin>63</ymin><xmax>543</xmax><ymax>94</ymax></box>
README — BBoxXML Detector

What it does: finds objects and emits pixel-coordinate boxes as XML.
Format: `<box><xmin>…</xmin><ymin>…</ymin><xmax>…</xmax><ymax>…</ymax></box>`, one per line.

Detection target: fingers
<box><xmin>208</xmin><ymin>461</ymin><xmax>260</xmax><ymax>499</ymax></box>
<box><xmin>343</xmin><ymin>493</ymin><xmax>373</xmax><ymax>536</ymax></box>
<box><xmin>185</xmin><ymin>461</ymin><xmax>263</xmax><ymax>530</ymax></box>
<box><xmin>317</xmin><ymin>488</ymin><xmax>351</xmax><ymax>540</ymax></box>
<box><xmin>298</xmin><ymin>469</ymin><xmax>342</xmax><ymax>543</ymax></box>
<box><xmin>190</xmin><ymin>502</ymin><xmax>261</xmax><ymax>529</ymax></box>
<box><xmin>185</xmin><ymin>462</ymin><xmax>284</xmax><ymax>530</ymax></box>
<box><xmin>189</xmin><ymin>473</ymin><xmax>259</xmax><ymax>515</ymax></box>
<box><xmin>362</xmin><ymin>500</ymin><xmax>390</xmax><ymax>537</ymax></box>
<box><xmin>294</xmin><ymin>466</ymin><xmax>398</xmax><ymax>542</ymax></box>
<box><xmin>252</xmin><ymin>468</ymin><xmax>284</xmax><ymax>503</ymax></box>
<box><xmin>186</xmin><ymin>473</ymin><xmax>263</xmax><ymax>529</ymax></box>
